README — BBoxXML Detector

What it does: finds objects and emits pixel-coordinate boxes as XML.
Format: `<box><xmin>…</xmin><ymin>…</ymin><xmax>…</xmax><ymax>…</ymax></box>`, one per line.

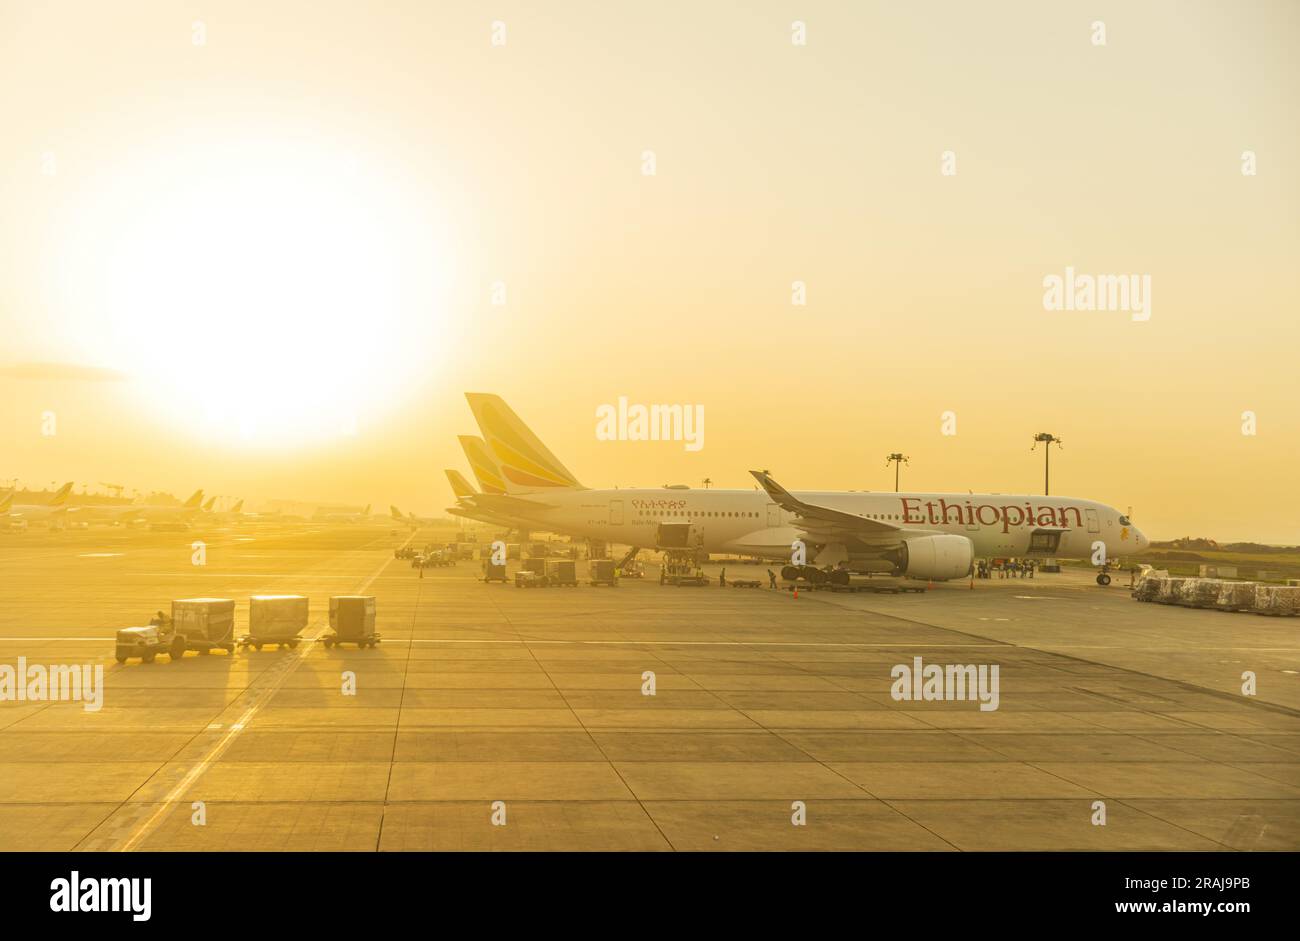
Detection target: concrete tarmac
<box><xmin>1</xmin><ymin>526</ymin><xmax>1296</xmax><ymax>851</ymax></box>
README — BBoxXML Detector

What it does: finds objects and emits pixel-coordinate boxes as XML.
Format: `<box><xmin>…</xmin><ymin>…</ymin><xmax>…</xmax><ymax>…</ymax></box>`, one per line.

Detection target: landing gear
<box><xmin>1096</xmin><ymin>572</ymin><xmax>1111</xmax><ymax>586</ymax></box>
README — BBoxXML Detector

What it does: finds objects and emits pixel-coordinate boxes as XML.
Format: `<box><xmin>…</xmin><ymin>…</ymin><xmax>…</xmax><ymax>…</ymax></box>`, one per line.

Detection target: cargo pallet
<box><xmin>321</xmin><ymin>632</ymin><xmax>381</xmax><ymax>649</ymax></box>
<box><xmin>237</xmin><ymin>635</ymin><xmax>301</xmax><ymax>651</ymax></box>
<box><xmin>730</xmin><ymin>579</ymin><xmax>762</xmax><ymax>588</ymax></box>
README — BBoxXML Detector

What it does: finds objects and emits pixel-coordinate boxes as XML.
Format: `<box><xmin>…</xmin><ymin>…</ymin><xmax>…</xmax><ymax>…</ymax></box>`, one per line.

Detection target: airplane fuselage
<box><xmin>478</xmin><ymin>488</ymin><xmax>1148</xmax><ymax>565</ymax></box>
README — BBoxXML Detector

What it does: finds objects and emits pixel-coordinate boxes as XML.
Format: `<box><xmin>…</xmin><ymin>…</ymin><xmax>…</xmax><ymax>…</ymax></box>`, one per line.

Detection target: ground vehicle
<box><xmin>114</xmin><ymin>624</ymin><xmax>184</xmax><ymax>664</ymax></box>
<box><xmin>117</xmin><ymin>599</ymin><xmax>237</xmax><ymax>662</ymax></box>
<box><xmin>622</xmin><ymin>559</ymin><xmax>645</xmax><ymax>578</ymax></box>
<box><xmin>322</xmin><ymin>595</ymin><xmax>379</xmax><ymax>648</ymax></box>
<box><xmin>515</xmin><ymin>571</ymin><xmax>548</xmax><ymax>588</ymax></box>
<box><xmin>588</xmin><ymin>559</ymin><xmax>618</xmax><ymax>587</ymax></box>
<box><xmin>239</xmin><ymin>594</ymin><xmax>308</xmax><ymax>650</ymax></box>
<box><xmin>545</xmin><ymin>559</ymin><xmax>578</xmax><ymax>587</ymax></box>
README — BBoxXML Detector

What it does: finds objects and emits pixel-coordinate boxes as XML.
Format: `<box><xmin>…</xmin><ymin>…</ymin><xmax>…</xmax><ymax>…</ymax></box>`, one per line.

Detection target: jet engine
<box><xmin>890</xmin><ymin>534</ymin><xmax>974</xmax><ymax>580</ymax></box>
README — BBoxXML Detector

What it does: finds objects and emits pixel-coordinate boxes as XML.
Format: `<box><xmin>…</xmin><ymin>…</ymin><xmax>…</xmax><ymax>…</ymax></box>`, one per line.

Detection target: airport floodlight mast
<box><xmin>885</xmin><ymin>453</ymin><xmax>909</xmax><ymax>492</ymax></box>
<box><xmin>702</xmin><ymin>478</ymin><xmax>712</xmax><ymax>489</ymax></box>
<box><xmin>1031</xmin><ymin>433</ymin><xmax>1063</xmax><ymax>495</ymax></box>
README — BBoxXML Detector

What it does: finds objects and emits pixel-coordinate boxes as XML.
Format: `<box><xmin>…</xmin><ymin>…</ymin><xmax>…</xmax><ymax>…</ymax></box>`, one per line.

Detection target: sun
<box><xmin>76</xmin><ymin>136</ymin><xmax>451</xmax><ymax>448</ymax></box>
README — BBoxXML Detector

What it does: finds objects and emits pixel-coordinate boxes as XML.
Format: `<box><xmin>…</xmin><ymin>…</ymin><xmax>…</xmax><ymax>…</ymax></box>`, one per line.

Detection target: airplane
<box><xmin>461</xmin><ymin>393</ymin><xmax>1149</xmax><ymax>584</ymax></box>
<box><xmin>439</xmin><ymin>472</ymin><xmax>528</xmax><ymax>532</ymax></box>
<box><xmin>389</xmin><ymin>504</ymin><xmax>444</xmax><ymax>527</ymax></box>
<box><xmin>87</xmin><ymin>489</ymin><xmax>206</xmax><ymax>524</ymax></box>
<box><xmin>1</xmin><ymin>482</ymin><xmax>75</xmax><ymax>524</ymax></box>
<box><xmin>458</xmin><ymin>436</ymin><xmax>508</xmax><ymax>495</ymax></box>
<box><xmin>314</xmin><ymin>503</ymin><xmax>373</xmax><ymax>524</ymax></box>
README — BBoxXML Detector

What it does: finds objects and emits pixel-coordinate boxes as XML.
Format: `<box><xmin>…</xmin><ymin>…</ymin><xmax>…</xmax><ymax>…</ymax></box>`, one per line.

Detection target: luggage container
<box><xmin>521</xmin><ymin>557</ymin><xmax>547</xmax><ymax>576</ymax></box>
<box><xmin>240</xmin><ymin>594</ymin><xmax>309</xmax><ymax>650</ymax></box>
<box><xmin>588</xmin><ymin>559</ymin><xmax>618</xmax><ymax>587</ymax></box>
<box><xmin>171</xmin><ymin>598</ymin><xmax>238</xmax><ymax>656</ymax></box>
<box><xmin>515</xmin><ymin>570</ymin><xmax>548</xmax><ymax>588</ymax></box>
<box><xmin>545</xmin><ymin>559</ymin><xmax>578</xmax><ymax>587</ymax></box>
<box><xmin>323</xmin><ymin>595</ymin><xmax>379</xmax><ymax>648</ymax></box>
<box><xmin>484</xmin><ymin>561</ymin><xmax>508</xmax><ymax>583</ymax></box>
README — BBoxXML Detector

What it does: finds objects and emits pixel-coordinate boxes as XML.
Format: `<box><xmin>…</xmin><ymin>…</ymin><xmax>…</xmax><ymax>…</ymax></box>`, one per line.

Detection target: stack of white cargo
<box><xmin>1252</xmin><ymin>585</ymin><xmax>1300</xmax><ymax>616</ymax></box>
<box><xmin>1178</xmin><ymin>579</ymin><xmax>1222</xmax><ymax>608</ymax></box>
<box><xmin>1215</xmin><ymin>581</ymin><xmax>1257</xmax><ymax>613</ymax></box>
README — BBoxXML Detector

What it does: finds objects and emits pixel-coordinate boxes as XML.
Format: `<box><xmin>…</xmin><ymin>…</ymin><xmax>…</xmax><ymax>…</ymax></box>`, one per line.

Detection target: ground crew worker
<box><xmin>768</xmin><ymin>568</ymin><xmax>777</xmax><ymax>588</ymax></box>
<box><xmin>719</xmin><ymin>567</ymin><xmax>727</xmax><ymax>588</ymax></box>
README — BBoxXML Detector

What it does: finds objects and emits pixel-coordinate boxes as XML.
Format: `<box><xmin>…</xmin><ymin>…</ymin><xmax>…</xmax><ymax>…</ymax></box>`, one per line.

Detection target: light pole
<box><xmin>885</xmin><ymin>453</ymin><xmax>909</xmax><ymax>493</ymax></box>
<box><xmin>1031</xmin><ymin>433</ymin><xmax>1062</xmax><ymax>495</ymax></box>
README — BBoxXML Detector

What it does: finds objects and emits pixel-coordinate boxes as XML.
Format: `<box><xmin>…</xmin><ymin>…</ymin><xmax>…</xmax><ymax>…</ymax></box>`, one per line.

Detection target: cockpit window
<box><xmin>1118</xmin><ymin>515</ymin><xmax>1131</xmax><ymax>526</ymax></box>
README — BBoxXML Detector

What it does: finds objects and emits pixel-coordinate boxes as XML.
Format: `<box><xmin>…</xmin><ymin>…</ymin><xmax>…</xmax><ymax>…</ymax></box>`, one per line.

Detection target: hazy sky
<box><xmin>2</xmin><ymin>1</ymin><xmax>1297</xmax><ymax>541</ymax></box>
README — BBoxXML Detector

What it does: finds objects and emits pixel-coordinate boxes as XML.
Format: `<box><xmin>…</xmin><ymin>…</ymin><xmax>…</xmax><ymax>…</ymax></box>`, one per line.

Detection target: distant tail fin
<box><xmin>183</xmin><ymin>490</ymin><xmax>204</xmax><ymax>509</ymax></box>
<box><xmin>390</xmin><ymin>505</ymin><xmax>404</xmax><ymax>520</ymax></box>
<box><xmin>202</xmin><ymin>497</ymin><xmax>216</xmax><ymax>512</ymax></box>
<box><xmin>445</xmin><ymin>469</ymin><xmax>478</xmax><ymax>499</ymax></box>
<box><xmin>457</xmin><ymin>436</ymin><xmax>509</xmax><ymax>495</ymax></box>
<box><xmin>362</xmin><ymin>504</ymin><xmax>371</xmax><ymax>516</ymax></box>
<box><xmin>49</xmin><ymin>482</ymin><xmax>74</xmax><ymax>506</ymax></box>
<box><xmin>0</xmin><ymin>492</ymin><xmax>12</xmax><ymax>513</ymax></box>
<box><xmin>464</xmin><ymin>395</ymin><xmax>584</xmax><ymax>493</ymax></box>
<box><xmin>231</xmin><ymin>499</ymin><xmax>244</xmax><ymax>514</ymax></box>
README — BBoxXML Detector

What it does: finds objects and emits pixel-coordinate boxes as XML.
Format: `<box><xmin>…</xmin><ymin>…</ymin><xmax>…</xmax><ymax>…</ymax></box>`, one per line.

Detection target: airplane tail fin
<box><xmin>231</xmin><ymin>499</ymin><xmax>244</xmax><ymax>514</ymax></box>
<box><xmin>0</xmin><ymin>492</ymin><xmax>12</xmax><ymax>513</ymax></box>
<box><xmin>184</xmin><ymin>490</ymin><xmax>204</xmax><ymax>509</ymax></box>
<box><xmin>362</xmin><ymin>504</ymin><xmax>371</xmax><ymax>516</ymax></box>
<box><xmin>391</xmin><ymin>505</ymin><xmax>403</xmax><ymax>520</ymax></box>
<box><xmin>458</xmin><ymin>435</ymin><xmax>509</xmax><ymax>495</ymax></box>
<box><xmin>49</xmin><ymin>482</ymin><xmax>74</xmax><ymax>506</ymax></box>
<box><xmin>202</xmin><ymin>497</ymin><xmax>216</xmax><ymax>512</ymax></box>
<box><xmin>445</xmin><ymin>469</ymin><xmax>478</xmax><ymax>499</ymax></box>
<box><xmin>464</xmin><ymin>394</ymin><xmax>584</xmax><ymax>494</ymax></box>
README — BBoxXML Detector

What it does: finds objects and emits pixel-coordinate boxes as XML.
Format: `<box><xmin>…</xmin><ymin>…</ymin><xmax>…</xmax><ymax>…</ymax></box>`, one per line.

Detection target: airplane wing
<box><xmin>750</xmin><ymin>470</ymin><xmax>905</xmax><ymax>545</ymax></box>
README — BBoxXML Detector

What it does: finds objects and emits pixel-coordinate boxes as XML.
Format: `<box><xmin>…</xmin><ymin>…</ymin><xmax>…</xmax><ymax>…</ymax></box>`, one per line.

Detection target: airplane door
<box><xmin>766</xmin><ymin>504</ymin><xmax>780</xmax><ymax>527</ymax></box>
<box><xmin>1086</xmin><ymin>509</ymin><xmax>1100</xmax><ymax>534</ymax></box>
<box><xmin>609</xmin><ymin>500</ymin><xmax>623</xmax><ymax>526</ymax></box>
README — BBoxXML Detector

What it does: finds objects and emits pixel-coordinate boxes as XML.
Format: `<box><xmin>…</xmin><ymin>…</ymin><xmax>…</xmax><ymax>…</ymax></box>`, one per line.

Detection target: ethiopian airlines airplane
<box><xmin>457</xmin><ymin>393</ymin><xmax>1149</xmax><ymax>584</ymax></box>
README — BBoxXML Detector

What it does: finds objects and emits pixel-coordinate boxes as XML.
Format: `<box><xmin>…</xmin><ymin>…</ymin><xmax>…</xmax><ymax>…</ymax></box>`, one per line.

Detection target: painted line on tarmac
<box><xmin>398</xmin><ymin>639</ymin><xmax>1300</xmax><ymax>651</ymax></box>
